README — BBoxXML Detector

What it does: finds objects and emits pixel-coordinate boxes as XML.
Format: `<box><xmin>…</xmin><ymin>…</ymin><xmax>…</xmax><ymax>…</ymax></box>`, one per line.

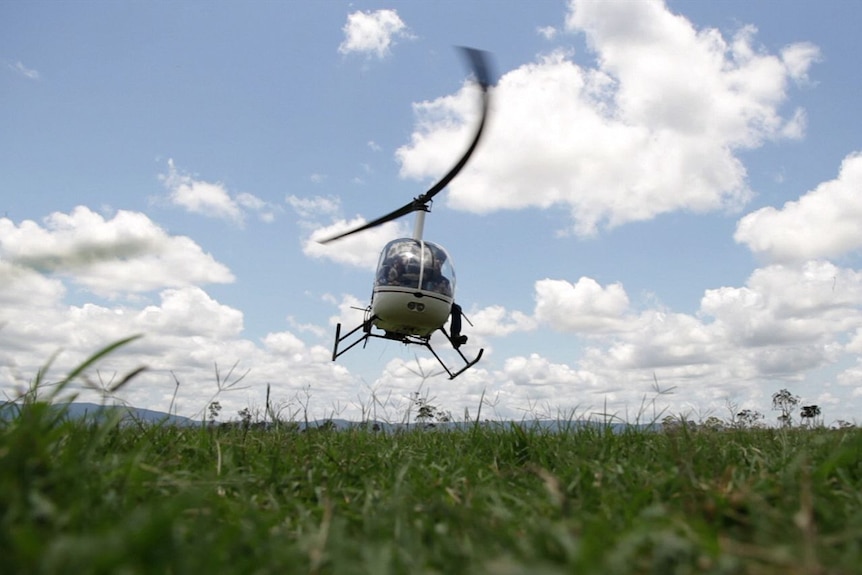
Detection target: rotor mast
<box><xmin>412</xmin><ymin>207</ymin><xmax>427</xmax><ymax>240</ymax></box>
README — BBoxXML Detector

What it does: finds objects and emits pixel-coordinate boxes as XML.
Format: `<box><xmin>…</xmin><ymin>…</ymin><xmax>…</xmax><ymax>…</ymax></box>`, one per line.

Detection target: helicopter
<box><xmin>318</xmin><ymin>47</ymin><xmax>493</xmax><ymax>379</ymax></box>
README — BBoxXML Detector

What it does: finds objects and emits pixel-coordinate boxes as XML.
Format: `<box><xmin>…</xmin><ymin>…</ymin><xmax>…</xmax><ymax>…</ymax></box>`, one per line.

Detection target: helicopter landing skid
<box><xmin>332</xmin><ymin>318</ymin><xmax>483</xmax><ymax>380</ymax></box>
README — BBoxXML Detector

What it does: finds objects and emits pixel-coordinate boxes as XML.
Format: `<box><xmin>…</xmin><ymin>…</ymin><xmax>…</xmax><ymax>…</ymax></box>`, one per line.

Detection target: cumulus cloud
<box><xmin>396</xmin><ymin>0</ymin><xmax>818</xmax><ymax>236</ymax></box>
<box><xmin>0</xmin><ymin>211</ymin><xmax>359</xmax><ymax>423</ymax></box>
<box><xmin>0</xmin><ymin>207</ymin><xmax>354</xmax><ymax>419</ymax></box>
<box><xmin>0</xmin><ymin>281</ymin><xmax>353</xmax><ymax>419</ymax></box>
<box><xmin>517</xmin><ymin>260</ymin><xmax>862</xmax><ymax>417</ymax></box>
<box><xmin>502</xmin><ymin>354</ymin><xmax>596</xmax><ymax>388</ymax></box>
<box><xmin>263</xmin><ymin>331</ymin><xmax>308</xmax><ymax>357</ymax></box>
<box><xmin>781</xmin><ymin>42</ymin><xmax>821</xmax><ymax>84</ymax></box>
<box><xmin>160</xmin><ymin>159</ymin><xmax>277</xmax><ymax>225</ymax></box>
<box><xmin>701</xmin><ymin>261</ymin><xmax>862</xmax><ymax>349</ymax></box>
<box><xmin>534</xmin><ymin>277</ymin><xmax>630</xmax><ymax>333</ymax></box>
<box><xmin>0</xmin><ymin>207</ymin><xmax>233</xmax><ymax>296</ymax></box>
<box><xmin>135</xmin><ymin>287</ymin><xmax>244</xmax><ymax>339</ymax></box>
<box><xmin>469</xmin><ymin>305</ymin><xmax>537</xmax><ymax>337</ymax></box>
<box><xmin>735</xmin><ymin>152</ymin><xmax>862</xmax><ymax>262</ymax></box>
<box><xmin>338</xmin><ymin>9</ymin><xmax>413</xmax><ymax>58</ymax></box>
<box><xmin>0</xmin><ymin>261</ymin><xmax>66</xmax><ymax>308</ymax></box>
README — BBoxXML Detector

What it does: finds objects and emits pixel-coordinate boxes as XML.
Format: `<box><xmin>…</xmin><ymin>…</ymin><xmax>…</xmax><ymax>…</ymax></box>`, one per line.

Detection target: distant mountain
<box><xmin>0</xmin><ymin>402</ymin><xmax>654</xmax><ymax>433</ymax></box>
<box><xmin>66</xmin><ymin>402</ymin><xmax>198</xmax><ymax>426</ymax></box>
<box><xmin>0</xmin><ymin>401</ymin><xmax>196</xmax><ymax>426</ymax></box>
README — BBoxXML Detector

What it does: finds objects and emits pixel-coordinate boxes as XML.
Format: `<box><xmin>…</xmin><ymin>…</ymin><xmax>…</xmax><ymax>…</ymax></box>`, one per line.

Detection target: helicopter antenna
<box><xmin>318</xmin><ymin>47</ymin><xmax>494</xmax><ymax>245</ymax></box>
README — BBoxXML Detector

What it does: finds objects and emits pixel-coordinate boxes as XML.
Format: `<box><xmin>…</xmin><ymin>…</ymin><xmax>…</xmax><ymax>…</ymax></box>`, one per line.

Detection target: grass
<box><xmin>2</xmin><ymin>343</ymin><xmax>862</xmax><ymax>574</ymax></box>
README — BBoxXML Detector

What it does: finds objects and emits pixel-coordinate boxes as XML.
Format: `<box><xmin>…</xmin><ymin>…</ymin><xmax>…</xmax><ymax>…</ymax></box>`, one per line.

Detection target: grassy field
<box><xmin>2</xmin><ymin>343</ymin><xmax>862</xmax><ymax>574</ymax></box>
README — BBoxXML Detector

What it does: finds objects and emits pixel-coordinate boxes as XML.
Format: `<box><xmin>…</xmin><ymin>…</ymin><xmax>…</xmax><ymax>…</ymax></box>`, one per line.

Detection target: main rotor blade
<box><xmin>318</xmin><ymin>47</ymin><xmax>494</xmax><ymax>245</ymax></box>
<box><xmin>413</xmin><ymin>47</ymin><xmax>493</xmax><ymax>206</ymax></box>
<box><xmin>460</xmin><ymin>46</ymin><xmax>494</xmax><ymax>90</ymax></box>
<box><xmin>316</xmin><ymin>202</ymin><xmax>422</xmax><ymax>244</ymax></box>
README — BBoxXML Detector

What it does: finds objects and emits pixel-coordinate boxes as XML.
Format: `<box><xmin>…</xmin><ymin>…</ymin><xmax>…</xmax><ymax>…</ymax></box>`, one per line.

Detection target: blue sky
<box><xmin>3</xmin><ymin>0</ymin><xmax>862</xmax><ymax>425</ymax></box>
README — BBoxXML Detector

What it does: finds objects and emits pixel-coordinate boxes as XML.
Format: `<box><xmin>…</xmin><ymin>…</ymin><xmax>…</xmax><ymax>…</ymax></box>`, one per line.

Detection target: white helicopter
<box><xmin>319</xmin><ymin>47</ymin><xmax>493</xmax><ymax>379</ymax></box>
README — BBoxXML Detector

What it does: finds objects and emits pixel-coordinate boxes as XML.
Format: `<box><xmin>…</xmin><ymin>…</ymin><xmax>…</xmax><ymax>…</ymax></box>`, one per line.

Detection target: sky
<box><xmin>3</xmin><ymin>0</ymin><xmax>862</xmax><ymax>425</ymax></box>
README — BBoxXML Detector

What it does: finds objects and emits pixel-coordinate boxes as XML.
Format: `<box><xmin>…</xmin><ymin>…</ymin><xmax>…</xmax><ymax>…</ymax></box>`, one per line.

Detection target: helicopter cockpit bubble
<box><xmin>375</xmin><ymin>238</ymin><xmax>455</xmax><ymax>298</ymax></box>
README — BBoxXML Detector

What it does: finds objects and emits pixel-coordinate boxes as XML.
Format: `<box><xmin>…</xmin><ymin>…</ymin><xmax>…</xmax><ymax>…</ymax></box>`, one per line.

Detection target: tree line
<box><xmin>666</xmin><ymin>388</ymin><xmax>855</xmax><ymax>430</ymax></box>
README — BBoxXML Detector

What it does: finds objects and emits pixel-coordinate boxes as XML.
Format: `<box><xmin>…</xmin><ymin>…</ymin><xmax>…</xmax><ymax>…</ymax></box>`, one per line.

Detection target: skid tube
<box><xmin>432</xmin><ymin>326</ymin><xmax>484</xmax><ymax>379</ymax></box>
<box><xmin>331</xmin><ymin>315</ymin><xmax>376</xmax><ymax>361</ymax></box>
<box><xmin>331</xmin><ymin>320</ymin><xmax>483</xmax><ymax>379</ymax></box>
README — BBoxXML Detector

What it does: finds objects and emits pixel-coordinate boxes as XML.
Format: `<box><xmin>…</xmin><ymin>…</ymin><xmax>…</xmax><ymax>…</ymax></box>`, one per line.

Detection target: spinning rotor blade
<box><xmin>316</xmin><ymin>202</ymin><xmax>419</xmax><ymax>244</ymax></box>
<box><xmin>318</xmin><ymin>47</ymin><xmax>494</xmax><ymax>245</ymax></box>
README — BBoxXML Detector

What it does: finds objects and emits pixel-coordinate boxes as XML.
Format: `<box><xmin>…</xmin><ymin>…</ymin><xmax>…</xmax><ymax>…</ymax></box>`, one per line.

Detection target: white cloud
<box><xmin>502</xmin><ymin>354</ymin><xmax>596</xmax><ymax>388</ymax></box>
<box><xmin>735</xmin><ymin>152</ymin><xmax>862</xmax><ymax>262</ymax></box>
<box><xmin>0</xmin><ymin>275</ymin><xmax>354</xmax><ymax>420</ymax></box>
<box><xmin>609</xmin><ymin>315</ymin><xmax>715</xmax><ymax>375</ymax></box>
<box><xmin>396</xmin><ymin>0</ymin><xmax>818</xmax><ymax>236</ymax></box>
<box><xmin>0</xmin><ymin>207</ymin><xmax>233</xmax><ymax>297</ymax></box>
<box><xmin>160</xmin><ymin>159</ymin><xmax>276</xmax><ymax>225</ymax></box>
<box><xmin>135</xmin><ymin>287</ymin><xmax>244</xmax><ymax>338</ymax></box>
<box><xmin>287</xmin><ymin>195</ymin><xmax>341</xmax><ymax>219</ymax></box>
<box><xmin>701</xmin><ymin>261</ymin><xmax>862</xmax><ymax>348</ymax></box>
<box><xmin>534</xmin><ymin>277</ymin><xmax>630</xmax><ymax>333</ymax></box>
<box><xmin>0</xmin><ymin>261</ymin><xmax>66</xmax><ymax>308</ymax></box>
<box><xmin>781</xmin><ymin>42</ymin><xmax>821</xmax><ymax>84</ymax></box>
<box><xmin>286</xmin><ymin>316</ymin><xmax>329</xmax><ymax>339</ymax></box>
<box><xmin>325</xmin><ymin>293</ymin><xmax>370</xmax><ymax>330</ymax></box>
<box><xmin>537</xmin><ymin>26</ymin><xmax>558</xmax><ymax>40</ymax></box>
<box><xmin>837</xmin><ymin>360</ymin><xmax>862</xmax><ymax>390</ymax></box>
<box><xmin>504</xmin><ymin>260</ymin><xmax>862</xmax><ymax>419</ymax></box>
<box><xmin>338</xmin><ymin>9</ymin><xmax>412</xmax><ymax>58</ymax></box>
<box><xmin>469</xmin><ymin>305</ymin><xmax>537</xmax><ymax>337</ymax></box>
<box><xmin>0</xmin><ymin>203</ymin><xmax>357</xmax><ymax>419</ymax></box>
<box><xmin>236</xmin><ymin>192</ymin><xmax>279</xmax><ymax>224</ymax></box>
<box><xmin>779</xmin><ymin>107</ymin><xmax>807</xmax><ymax>140</ymax></box>
<box><xmin>263</xmin><ymin>331</ymin><xmax>307</xmax><ymax>356</ymax></box>
<box><xmin>8</xmin><ymin>60</ymin><xmax>39</xmax><ymax>80</ymax></box>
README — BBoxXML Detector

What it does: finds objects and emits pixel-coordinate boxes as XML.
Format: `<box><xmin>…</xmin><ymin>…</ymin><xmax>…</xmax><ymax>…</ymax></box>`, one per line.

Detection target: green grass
<box><xmin>2</xmin><ymin>343</ymin><xmax>862</xmax><ymax>574</ymax></box>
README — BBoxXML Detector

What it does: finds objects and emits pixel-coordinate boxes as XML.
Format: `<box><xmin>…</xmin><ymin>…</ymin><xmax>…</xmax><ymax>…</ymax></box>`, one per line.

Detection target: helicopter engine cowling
<box><xmin>371</xmin><ymin>238</ymin><xmax>455</xmax><ymax>337</ymax></box>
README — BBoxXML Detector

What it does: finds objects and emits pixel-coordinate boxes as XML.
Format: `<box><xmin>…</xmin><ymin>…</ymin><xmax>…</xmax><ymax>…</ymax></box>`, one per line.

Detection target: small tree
<box><xmin>208</xmin><ymin>400</ymin><xmax>222</xmax><ymax>424</ymax></box>
<box><xmin>702</xmin><ymin>416</ymin><xmax>725</xmax><ymax>432</ymax></box>
<box><xmin>238</xmin><ymin>407</ymin><xmax>253</xmax><ymax>430</ymax></box>
<box><xmin>772</xmin><ymin>388</ymin><xmax>800</xmax><ymax>428</ymax></box>
<box><xmin>413</xmin><ymin>393</ymin><xmax>436</xmax><ymax>427</ymax></box>
<box><xmin>736</xmin><ymin>409</ymin><xmax>764</xmax><ymax>428</ymax></box>
<box><xmin>410</xmin><ymin>392</ymin><xmax>451</xmax><ymax>428</ymax></box>
<box><xmin>800</xmin><ymin>405</ymin><xmax>821</xmax><ymax>427</ymax></box>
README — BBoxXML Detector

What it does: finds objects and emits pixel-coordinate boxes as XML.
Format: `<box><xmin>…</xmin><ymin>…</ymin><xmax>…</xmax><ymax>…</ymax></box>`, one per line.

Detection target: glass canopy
<box><xmin>374</xmin><ymin>238</ymin><xmax>455</xmax><ymax>298</ymax></box>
